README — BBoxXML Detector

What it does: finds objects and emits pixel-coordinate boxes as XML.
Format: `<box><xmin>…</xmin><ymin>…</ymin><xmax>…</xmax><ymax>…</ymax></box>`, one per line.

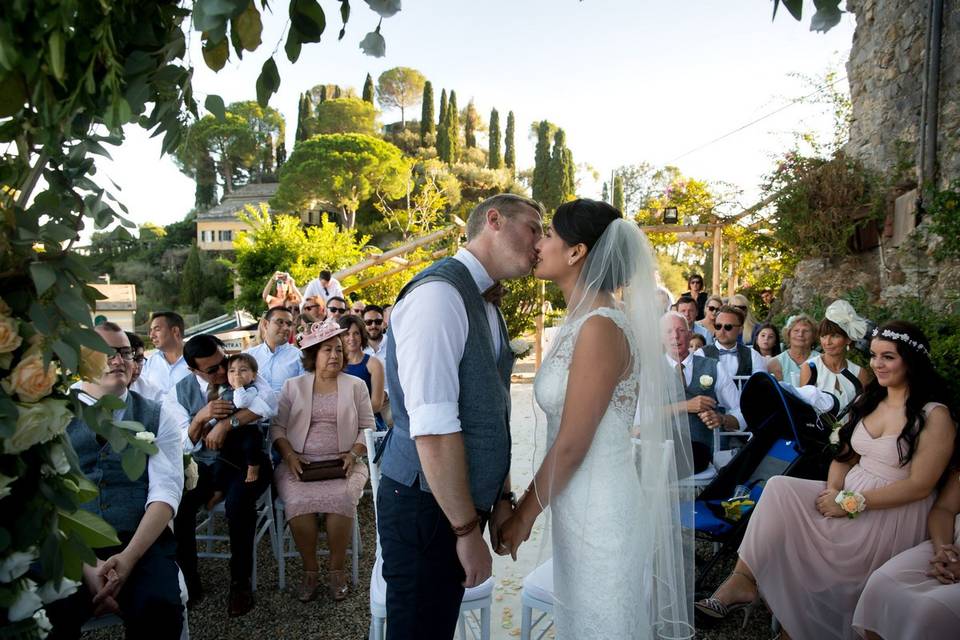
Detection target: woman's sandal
<box><xmin>297</xmin><ymin>570</ymin><xmax>319</xmax><ymax>603</ymax></box>
<box><xmin>694</xmin><ymin>570</ymin><xmax>761</xmax><ymax>628</ymax></box>
<box><xmin>329</xmin><ymin>569</ymin><xmax>349</xmax><ymax>601</ymax></box>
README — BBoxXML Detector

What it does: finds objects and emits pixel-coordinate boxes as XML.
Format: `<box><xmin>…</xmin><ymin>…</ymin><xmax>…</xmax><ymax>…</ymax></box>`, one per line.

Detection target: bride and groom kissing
<box><xmin>377</xmin><ymin>194</ymin><xmax>694</xmax><ymax>640</ymax></box>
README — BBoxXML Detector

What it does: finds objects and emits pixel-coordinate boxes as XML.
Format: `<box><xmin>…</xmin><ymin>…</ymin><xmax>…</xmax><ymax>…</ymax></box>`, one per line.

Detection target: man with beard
<box><xmin>362</xmin><ymin>304</ymin><xmax>388</xmax><ymax>365</ymax></box>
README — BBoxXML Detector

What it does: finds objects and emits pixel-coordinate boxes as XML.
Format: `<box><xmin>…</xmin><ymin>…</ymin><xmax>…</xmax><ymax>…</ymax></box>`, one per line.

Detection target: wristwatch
<box><xmin>230</xmin><ymin>415</ymin><xmax>240</xmax><ymax>429</ymax></box>
<box><xmin>500</xmin><ymin>490</ymin><xmax>517</xmax><ymax>508</ymax></box>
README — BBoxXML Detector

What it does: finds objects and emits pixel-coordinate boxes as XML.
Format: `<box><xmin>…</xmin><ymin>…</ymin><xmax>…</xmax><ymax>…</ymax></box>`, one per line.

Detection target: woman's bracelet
<box><xmin>834</xmin><ymin>490</ymin><xmax>867</xmax><ymax>518</ymax></box>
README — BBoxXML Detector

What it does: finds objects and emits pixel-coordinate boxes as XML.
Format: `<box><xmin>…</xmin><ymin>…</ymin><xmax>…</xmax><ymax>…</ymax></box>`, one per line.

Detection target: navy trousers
<box><xmin>377</xmin><ymin>474</ymin><xmax>467</xmax><ymax>640</ymax></box>
<box><xmin>46</xmin><ymin>528</ymin><xmax>183</xmax><ymax>640</ymax></box>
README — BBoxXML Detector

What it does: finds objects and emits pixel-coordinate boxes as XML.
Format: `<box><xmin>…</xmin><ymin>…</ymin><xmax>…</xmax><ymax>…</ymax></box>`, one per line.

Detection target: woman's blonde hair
<box><xmin>730</xmin><ymin>293</ymin><xmax>758</xmax><ymax>341</ymax></box>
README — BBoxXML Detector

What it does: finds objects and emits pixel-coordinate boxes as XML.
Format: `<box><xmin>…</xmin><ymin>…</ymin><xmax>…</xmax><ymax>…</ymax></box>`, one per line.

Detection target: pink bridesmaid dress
<box><xmin>738</xmin><ymin>403</ymin><xmax>945</xmax><ymax>640</ymax></box>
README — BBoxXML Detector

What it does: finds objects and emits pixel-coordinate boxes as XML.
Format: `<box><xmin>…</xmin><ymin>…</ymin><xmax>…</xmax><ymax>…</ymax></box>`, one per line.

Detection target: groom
<box><xmin>379</xmin><ymin>193</ymin><xmax>544</xmax><ymax>639</ymax></box>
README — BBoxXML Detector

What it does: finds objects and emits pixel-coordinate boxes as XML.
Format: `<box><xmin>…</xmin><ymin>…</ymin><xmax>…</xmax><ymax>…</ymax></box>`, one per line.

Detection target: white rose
<box><xmin>829</xmin><ymin>429</ymin><xmax>841</xmax><ymax>445</ymax></box>
<box><xmin>37</xmin><ymin>577</ymin><xmax>80</xmax><ymax>604</ymax></box>
<box><xmin>0</xmin><ymin>315</ymin><xmax>22</xmax><ymax>354</ymax></box>
<box><xmin>48</xmin><ymin>442</ymin><xmax>71</xmax><ymax>475</ymax></box>
<box><xmin>509</xmin><ymin>338</ymin><xmax>531</xmax><ymax>356</ymax></box>
<box><xmin>135</xmin><ymin>430</ymin><xmax>156</xmax><ymax>444</ymax></box>
<box><xmin>8</xmin><ymin>580</ymin><xmax>42</xmax><ymax>622</ymax></box>
<box><xmin>1</xmin><ymin>352</ymin><xmax>58</xmax><ymax>402</ymax></box>
<box><xmin>0</xmin><ymin>472</ymin><xmax>16</xmax><ymax>501</ymax></box>
<box><xmin>699</xmin><ymin>374</ymin><xmax>714</xmax><ymax>388</ymax></box>
<box><xmin>4</xmin><ymin>399</ymin><xmax>73</xmax><ymax>455</ymax></box>
<box><xmin>34</xmin><ymin>608</ymin><xmax>52</xmax><ymax>637</ymax></box>
<box><xmin>184</xmin><ymin>457</ymin><xmax>199</xmax><ymax>491</ymax></box>
<box><xmin>0</xmin><ymin>548</ymin><xmax>37</xmax><ymax>581</ymax></box>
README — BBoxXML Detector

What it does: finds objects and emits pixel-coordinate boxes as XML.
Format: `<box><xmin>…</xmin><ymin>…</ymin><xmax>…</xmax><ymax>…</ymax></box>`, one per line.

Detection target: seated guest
<box><xmin>729</xmin><ymin>294</ymin><xmax>759</xmax><ymax>345</ymax></box>
<box><xmin>270</xmin><ymin>321</ymin><xmax>372</xmax><ymax>602</ymax></box>
<box><xmin>339</xmin><ymin>315</ymin><xmax>387</xmax><ymax>431</ymax></box>
<box><xmin>752</xmin><ymin>323</ymin><xmax>782</xmax><ymax>362</ymax></box>
<box><xmin>695</xmin><ymin>305</ymin><xmax>767</xmax><ymax>405</ymax></box>
<box><xmin>262</xmin><ymin>271</ymin><xmax>302</xmax><ymax>309</ymax></box>
<box><xmin>696</xmin><ymin>321</ymin><xmax>956</xmax><ymax>640</ymax></box>
<box><xmin>768</xmin><ymin>314</ymin><xmax>817</xmax><ymax>387</ymax></box>
<box><xmin>662</xmin><ymin>312</ymin><xmax>745</xmax><ymax>471</ymax></box>
<box><xmin>361</xmin><ymin>304</ymin><xmax>389</xmax><ymax>364</ymax></box>
<box><xmin>696</xmin><ymin>294</ymin><xmax>724</xmax><ymax>344</ymax></box>
<box><xmin>677</xmin><ymin>295</ymin><xmax>714</xmax><ymax>346</ymax></box>
<box><xmin>682</xmin><ymin>273</ymin><xmax>708</xmax><ymax>319</ymax></box>
<box><xmin>688</xmin><ymin>333</ymin><xmax>707</xmax><ymax>353</ymax></box>
<box><xmin>166</xmin><ymin>335</ymin><xmax>277</xmax><ymax>617</ymax></box>
<box><xmin>300</xmin><ymin>296</ymin><xmax>325</xmax><ymax>325</ymax></box>
<box><xmin>799</xmin><ymin>300</ymin><xmax>873</xmax><ymax>413</ymax></box>
<box><xmin>126</xmin><ymin>331</ymin><xmax>163</xmax><ymax>402</ymax></box>
<box><xmin>350</xmin><ymin>300</ymin><xmax>365</xmax><ymax>316</ymax></box>
<box><xmin>854</xmin><ymin>459</ymin><xmax>960</xmax><ymax>639</ymax></box>
<box><xmin>245</xmin><ymin>306</ymin><xmax>303</xmax><ymax>395</ymax></box>
<box><xmin>47</xmin><ymin>323</ymin><xmax>184</xmax><ymax>639</ymax></box>
<box><xmin>325</xmin><ymin>296</ymin><xmax>349</xmax><ymax>320</ymax></box>
<box><xmin>759</xmin><ymin>288</ymin><xmax>776</xmax><ymax>320</ymax></box>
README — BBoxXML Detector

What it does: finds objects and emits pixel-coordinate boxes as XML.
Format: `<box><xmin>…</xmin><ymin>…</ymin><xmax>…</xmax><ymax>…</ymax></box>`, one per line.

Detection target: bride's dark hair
<box><xmin>553</xmin><ymin>199</ymin><xmax>630</xmax><ymax>291</ymax></box>
<box><xmin>835</xmin><ymin>320</ymin><xmax>956</xmax><ymax>467</ymax></box>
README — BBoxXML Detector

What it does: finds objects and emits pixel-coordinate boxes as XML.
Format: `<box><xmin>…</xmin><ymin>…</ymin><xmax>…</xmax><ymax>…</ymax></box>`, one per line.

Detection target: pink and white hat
<box><xmin>298</xmin><ymin>320</ymin><xmax>347</xmax><ymax>349</ymax></box>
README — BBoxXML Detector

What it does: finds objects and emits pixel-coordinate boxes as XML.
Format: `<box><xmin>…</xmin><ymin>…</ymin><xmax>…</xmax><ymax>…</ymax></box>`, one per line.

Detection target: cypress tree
<box><xmin>488</xmin><ymin>108</ymin><xmax>502</xmax><ymax>169</ymax></box>
<box><xmin>333</xmin><ymin>85</ymin><xmax>342</xmax><ymax>99</ymax></box>
<box><xmin>420</xmin><ymin>81</ymin><xmax>435</xmax><ymax>146</ymax></box>
<box><xmin>362</xmin><ymin>73</ymin><xmax>374</xmax><ymax>103</ymax></box>
<box><xmin>446</xmin><ymin>90</ymin><xmax>460</xmax><ymax>163</ymax></box>
<box><xmin>602</xmin><ymin>181</ymin><xmax>609</xmax><ymax>203</ymax></box>
<box><xmin>319</xmin><ymin>85</ymin><xmax>327</xmax><ymax>103</ymax></box>
<box><xmin>182</xmin><ymin>243</ymin><xmax>204</xmax><ymax>307</ymax></box>
<box><xmin>546</xmin><ymin>129</ymin><xmax>567</xmax><ymax>210</ymax></box>
<box><xmin>464</xmin><ymin>99</ymin><xmax>478</xmax><ymax>148</ymax></box>
<box><xmin>564</xmin><ymin>147</ymin><xmax>576</xmax><ymax>200</ymax></box>
<box><xmin>302</xmin><ymin>93</ymin><xmax>314</xmax><ymax>139</ymax></box>
<box><xmin>195</xmin><ymin>153</ymin><xmax>217</xmax><ymax>210</ymax></box>
<box><xmin>531</xmin><ymin>120</ymin><xmax>552</xmax><ymax>204</ymax></box>
<box><xmin>295</xmin><ymin>93</ymin><xmax>305</xmax><ymax>141</ymax></box>
<box><xmin>438</xmin><ymin>88</ymin><xmax>448</xmax><ymax>128</ymax></box>
<box><xmin>504</xmin><ymin>111</ymin><xmax>516</xmax><ymax>174</ymax></box>
<box><xmin>613</xmin><ymin>174</ymin><xmax>625</xmax><ymax>212</ymax></box>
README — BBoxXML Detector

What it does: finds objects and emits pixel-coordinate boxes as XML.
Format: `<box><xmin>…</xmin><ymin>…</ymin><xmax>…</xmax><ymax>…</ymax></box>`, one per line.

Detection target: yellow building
<box><xmin>90</xmin><ymin>283</ymin><xmax>137</xmax><ymax>332</ymax></box>
<box><xmin>196</xmin><ymin>183</ymin><xmax>279</xmax><ymax>251</ymax></box>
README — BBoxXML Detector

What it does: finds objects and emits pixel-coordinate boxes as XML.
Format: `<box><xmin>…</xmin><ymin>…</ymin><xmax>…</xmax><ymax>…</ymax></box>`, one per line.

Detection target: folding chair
<box><xmin>274</xmin><ymin>498</ymin><xmax>361</xmax><ymax>590</ymax></box>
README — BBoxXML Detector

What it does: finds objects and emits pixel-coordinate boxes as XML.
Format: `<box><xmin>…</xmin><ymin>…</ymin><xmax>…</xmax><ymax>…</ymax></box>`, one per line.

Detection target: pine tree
<box><xmin>531</xmin><ymin>120</ymin><xmax>552</xmax><ymax>204</ymax></box>
<box><xmin>446</xmin><ymin>91</ymin><xmax>460</xmax><ymax>163</ymax></box>
<box><xmin>464</xmin><ymin>99</ymin><xmax>478</xmax><ymax>148</ymax></box>
<box><xmin>613</xmin><ymin>174</ymin><xmax>625</xmax><ymax>212</ymax></box>
<box><xmin>601</xmin><ymin>181</ymin><xmax>609</xmax><ymax>203</ymax></box>
<box><xmin>504</xmin><ymin>111</ymin><xmax>516</xmax><ymax>174</ymax></box>
<box><xmin>182</xmin><ymin>243</ymin><xmax>204</xmax><ymax>307</ymax></box>
<box><xmin>437</xmin><ymin>88</ymin><xmax>448</xmax><ymax>128</ymax></box>
<box><xmin>488</xmin><ymin>108</ymin><xmax>502</xmax><ymax>169</ymax></box>
<box><xmin>420</xmin><ymin>81</ymin><xmax>435</xmax><ymax>146</ymax></box>
<box><xmin>362</xmin><ymin>73</ymin><xmax>374</xmax><ymax>103</ymax></box>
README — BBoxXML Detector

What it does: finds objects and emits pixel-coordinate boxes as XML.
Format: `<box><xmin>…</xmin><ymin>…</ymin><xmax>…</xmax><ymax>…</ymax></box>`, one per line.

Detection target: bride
<box><xmin>499</xmin><ymin>199</ymin><xmax>695</xmax><ymax>639</ymax></box>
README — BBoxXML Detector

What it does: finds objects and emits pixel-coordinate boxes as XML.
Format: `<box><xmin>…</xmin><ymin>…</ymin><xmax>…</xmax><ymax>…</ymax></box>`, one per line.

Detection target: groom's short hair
<box><xmin>466</xmin><ymin>193</ymin><xmax>544</xmax><ymax>240</ymax></box>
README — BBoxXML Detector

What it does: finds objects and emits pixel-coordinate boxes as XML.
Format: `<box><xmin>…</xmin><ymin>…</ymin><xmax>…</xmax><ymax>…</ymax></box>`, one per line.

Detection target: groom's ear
<box><xmin>486</xmin><ymin>208</ymin><xmax>503</xmax><ymax>230</ymax></box>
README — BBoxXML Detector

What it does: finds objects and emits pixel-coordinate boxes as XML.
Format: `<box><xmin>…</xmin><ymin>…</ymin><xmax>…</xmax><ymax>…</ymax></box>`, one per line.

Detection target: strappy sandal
<box><xmin>328</xmin><ymin>569</ymin><xmax>349</xmax><ymax>601</ymax></box>
<box><xmin>695</xmin><ymin>570</ymin><xmax>760</xmax><ymax>628</ymax></box>
<box><xmin>297</xmin><ymin>570</ymin><xmax>319</xmax><ymax>602</ymax></box>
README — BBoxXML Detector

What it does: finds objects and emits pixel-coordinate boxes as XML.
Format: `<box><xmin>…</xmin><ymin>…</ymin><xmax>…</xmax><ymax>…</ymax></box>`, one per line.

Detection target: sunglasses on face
<box><xmin>107</xmin><ymin>347</ymin><xmax>135</xmax><ymax>362</ymax></box>
<box><xmin>364</xmin><ymin>319</ymin><xmax>383</xmax><ymax>326</ymax></box>
<box><xmin>706</xmin><ymin>306</ymin><xmax>720</xmax><ymax>313</ymax></box>
<box><xmin>715</xmin><ymin>323</ymin><xmax>742</xmax><ymax>332</ymax></box>
<box><xmin>200</xmin><ymin>357</ymin><xmax>227</xmax><ymax>375</ymax></box>
<box><xmin>303</xmin><ymin>304</ymin><xmax>319</xmax><ymax>312</ymax></box>
<box><xmin>328</xmin><ymin>307</ymin><xmax>346</xmax><ymax>314</ymax></box>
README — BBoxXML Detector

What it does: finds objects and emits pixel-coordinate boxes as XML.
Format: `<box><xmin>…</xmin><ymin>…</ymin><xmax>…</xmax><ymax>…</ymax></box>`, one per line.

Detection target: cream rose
<box><xmin>4</xmin><ymin>399</ymin><xmax>72</xmax><ymax>455</ymax></box>
<box><xmin>0</xmin><ymin>316</ymin><xmax>22</xmax><ymax>354</ymax></box>
<box><xmin>47</xmin><ymin>442</ymin><xmax>71</xmax><ymax>475</ymax></box>
<box><xmin>184</xmin><ymin>456</ymin><xmax>199</xmax><ymax>491</ymax></box>
<box><xmin>699</xmin><ymin>374</ymin><xmax>714</xmax><ymax>388</ymax></box>
<box><xmin>829</xmin><ymin>428</ymin><xmax>841</xmax><ymax>445</ymax></box>
<box><xmin>79</xmin><ymin>346</ymin><xmax>108</xmax><ymax>382</ymax></box>
<box><xmin>2</xmin><ymin>352</ymin><xmax>58</xmax><ymax>402</ymax></box>
<box><xmin>135</xmin><ymin>430</ymin><xmax>156</xmax><ymax>444</ymax></box>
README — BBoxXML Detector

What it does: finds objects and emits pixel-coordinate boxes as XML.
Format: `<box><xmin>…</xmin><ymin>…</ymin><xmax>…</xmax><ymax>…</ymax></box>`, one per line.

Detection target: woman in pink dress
<box><xmin>271</xmin><ymin>321</ymin><xmax>373</xmax><ymax>603</ymax></box>
<box><xmin>695</xmin><ymin>320</ymin><xmax>957</xmax><ymax>640</ymax></box>
<box><xmin>853</xmin><ymin>463</ymin><xmax>960</xmax><ymax>639</ymax></box>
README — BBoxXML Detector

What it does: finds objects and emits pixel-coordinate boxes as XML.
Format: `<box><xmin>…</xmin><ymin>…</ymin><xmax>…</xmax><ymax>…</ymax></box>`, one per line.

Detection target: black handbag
<box><xmin>299</xmin><ymin>459</ymin><xmax>347</xmax><ymax>482</ymax></box>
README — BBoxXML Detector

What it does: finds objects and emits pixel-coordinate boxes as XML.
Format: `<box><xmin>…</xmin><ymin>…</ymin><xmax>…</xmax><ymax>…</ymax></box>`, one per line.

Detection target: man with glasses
<box><xmin>325</xmin><ymin>296</ymin><xmax>349</xmax><ymax>318</ymax></box>
<box><xmin>142</xmin><ymin>311</ymin><xmax>190</xmax><ymax>391</ymax></box>
<box><xmin>695</xmin><ymin>305</ymin><xmax>767</xmax><ymax>421</ymax></box>
<box><xmin>300</xmin><ymin>296</ymin><xmax>325</xmax><ymax>324</ymax></box>
<box><xmin>48</xmin><ymin>322</ymin><xmax>186</xmax><ymax>638</ymax></box>
<box><xmin>245</xmin><ymin>306</ymin><xmax>303</xmax><ymax>395</ymax></box>
<box><xmin>163</xmin><ymin>334</ymin><xmax>277</xmax><ymax>617</ymax></box>
<box><xmin>126</xmin><ymin>331</ymin><xmax>164</xmax><ymax>402</ymax></box>
<box><xmin>682</xmin><ymin>274</ymin><xmax>708</xmax><ymax>320</ymax></box>
<box><xmin>362</xmin><ymin>304</ymin><xmax>388</xmax><ymax>364</ymax></box>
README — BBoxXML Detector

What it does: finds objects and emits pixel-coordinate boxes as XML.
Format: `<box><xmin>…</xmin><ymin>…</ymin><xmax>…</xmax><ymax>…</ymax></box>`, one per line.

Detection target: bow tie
<box><xmin>717</xmin><ymin>347</ymin><xmax>739</xmax><ymax>355</ymax></box>
<box><xmin>482</xmin><ymin>282</ymin><xmax>505</xmax><ymax>307</ymax></box>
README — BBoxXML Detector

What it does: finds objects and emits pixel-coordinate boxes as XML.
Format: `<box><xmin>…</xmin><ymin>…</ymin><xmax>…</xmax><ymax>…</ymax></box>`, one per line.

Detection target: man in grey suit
<box><xmin>378</xmin><ymin>193</ymin><xmax>544</xmax><ymax>640</ymax></box>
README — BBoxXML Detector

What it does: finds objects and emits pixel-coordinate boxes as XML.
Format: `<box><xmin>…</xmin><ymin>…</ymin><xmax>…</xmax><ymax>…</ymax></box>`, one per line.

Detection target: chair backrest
<box><xmin>364</xmin><ymin>428</ymin><xmax>388</xmax><ymax>504</ymax></box>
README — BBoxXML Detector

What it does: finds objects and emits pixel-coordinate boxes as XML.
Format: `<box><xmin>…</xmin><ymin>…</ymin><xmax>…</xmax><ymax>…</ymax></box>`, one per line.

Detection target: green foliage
<box><xmin>175</xmin><ymin>113</ymin><xmax>257</xmax><ymax>197</ymax></box>
<box><xmin>926</xmin><ymin>180</ymin><xmax>960</xmax><ymax>260</ymax></box>
<box><xmin>601</xmin><ymin>182</ymin><xmax>610</xmax><ymax>203</ymax></box>
<box><xmin>488</xmin><ymin>109</ymin><xmax>502</xmax><ymax>170</ymax></box>
<box><xmin>613</xmin><ymin>175</ymin><xmax>625</xmax><ymax>212</ymax></box>
<box><xmin>362</xmin><ymin>73</ymin><xmax>375</xmax><ymax>104</ymax></box>
<box><xmin>420</xmin><ymin>81</ymin><xmax>435</xmax><ymax>146</ymax></box>
<box><xmin>543</xmin><ymin>129</ymin><xmax>575</xmax><ymax>211</ymax></box>
<box><xmin>771</xmin><ymin>0</ymin><xmax>845</xmax><ymax>33</ymax></box>
<box><xmin>377</xmin><ymin>66</ymin><xmax>427</xmax><ymax>126</ymax></box>
<box><xmin>531</xmin><ymin>121</ymin><xmax>553</xmax><ymax>205</ymax></box>
<box><xmin>314</xmin><ymin>97</ymin><xmax>378</xmax><ymax>135</ymax></box>
<box><xmin>438</xmin><ymin>89</ymin><xmax>448</xmax><ymax>129</ymax></box>
<box><xmin>272</xmin><ymin>134</ymin><xmax>411</xmax><ymax>228</ymax></box>
<box><xmin>227</xmin><ymin>100</ymin><xmax>285</xmax><ymax>181</ymax></box>
<box><xmin>181</xmin><ymin>244</ymin><xmax>204</xmax><ymax>308</ymax></box>
<box><xmin>463</xmin><ymin>100</ymin><xmax>480</xmax><ymax>149</ymax></box>
<box><xmin>437</xmin><ymin>91</ymin><xmax>461</xmax><ymax>164</ymax></box>
<box><xmin>449</xmin><ymin>164</ymin><xmax>522</xmax><ymax>204</ymax></box>
<box><xmin>504</xmin><ymin>111</ymin><xmax>516</xmax><ymax>174</ymax></box>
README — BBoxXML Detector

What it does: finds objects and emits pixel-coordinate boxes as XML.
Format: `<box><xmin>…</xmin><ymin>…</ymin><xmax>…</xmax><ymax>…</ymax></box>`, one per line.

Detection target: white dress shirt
<box><xmin>245</xmin><ymin>341</ymin><xmax>304</xmax><ymax>395</ymax></box>
<box><xmin>363</xmin><ymin>333</ymin><xmax>388</xmax><ymax>365</ymax></box>
<box><xmin>130</xmin><ymin>376</ymin><xmax>164</xmax><ymax>403</ymax></box>
<box><xmin>160</xmin><ymin>373</ymin><xmax>278</xmax><ymax>454</ymax></box>
<box><xmin>73</xmin><ymin>384</ymin><xmax>184</xmax><ymax>517</ymax></box>
<box><xmin>140</xmin><ymin>350</ymin><xmax>190</xmax><ymax>392</ymax></box>
<box><xmin>303</xmin><ymin>276</ymin><xmax>344</xmax><ymax>303</ymax></box>
<box><xmin>667</xmin><ymin>352</ymin><xmax>746</xmax><ymax>429</ymax></box>
<box><xmin>391</xmin><ymin>248</ymin><xmax>503</xmax><ymax>438</ymax></box>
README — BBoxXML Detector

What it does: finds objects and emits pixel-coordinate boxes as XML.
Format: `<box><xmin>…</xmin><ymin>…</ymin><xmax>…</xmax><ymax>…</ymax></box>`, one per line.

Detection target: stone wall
<box><xmin>845</xmin><ymin>0</ymin><xmax>960</xmax><ymax>186</ymax></box>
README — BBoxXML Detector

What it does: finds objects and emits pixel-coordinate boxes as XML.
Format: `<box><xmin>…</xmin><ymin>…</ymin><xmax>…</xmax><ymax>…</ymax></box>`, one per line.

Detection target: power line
<box><xmin>666</xmin><ymin>75</ymin><xmax>848</xmax><ymax>163</ymax></box>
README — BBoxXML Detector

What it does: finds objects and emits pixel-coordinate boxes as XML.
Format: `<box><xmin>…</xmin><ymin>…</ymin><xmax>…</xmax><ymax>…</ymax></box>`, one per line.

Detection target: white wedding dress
<box><xmin>534</xmin><ymin>306</ymin><xmax>651</xmax><ymax>639</ymax></box>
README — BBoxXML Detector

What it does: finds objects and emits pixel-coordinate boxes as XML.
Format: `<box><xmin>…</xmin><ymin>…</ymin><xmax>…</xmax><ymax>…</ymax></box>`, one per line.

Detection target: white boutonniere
<box><xmin>509</xmin><ymin>338</ymin><xmax>532</xmax><ymax>359</ymax></box>
<box><xmin>699</xmin><ymin>374</ymin><xmax>714</xmax><ymax>388</ymax></box>
<box><xmin>135</xmin><ymin>430</ymin><xmax>156</xmax><ymax>444</ymax></box>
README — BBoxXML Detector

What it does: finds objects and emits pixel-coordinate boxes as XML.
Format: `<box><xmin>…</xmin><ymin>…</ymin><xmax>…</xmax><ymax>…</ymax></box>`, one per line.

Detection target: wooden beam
<box><xmin>342</xmin><ymin>248</ymin><xmax>451</xmax><ymax>294</ymax></box>
<box><xmin>638</xmin><ymin>223</ymin><xmax>725</xmax><ymax>234</ymax></box>
<box><xmin>333</xmin><ymin>223</ymin><xmax>462</xmax><ymax>281</ymax></box>
<box><xmin>712</xmin><ymin>226</ymin><xmax>723</xmax><ymax>295</ymax></box>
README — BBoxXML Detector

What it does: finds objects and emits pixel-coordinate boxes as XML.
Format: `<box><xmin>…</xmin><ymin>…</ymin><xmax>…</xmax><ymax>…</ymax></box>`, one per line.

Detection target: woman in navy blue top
<box><xmin>339</xmin><ymin>315</ymin><xmax>387</xmax><ymax>430</ymax></box>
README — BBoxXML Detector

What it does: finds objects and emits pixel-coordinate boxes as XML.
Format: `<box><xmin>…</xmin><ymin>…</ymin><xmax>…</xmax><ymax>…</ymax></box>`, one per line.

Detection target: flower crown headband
<box><xmin>870</xmin><ymin>327</ymin><xmax>930</xmax><ymax>358</ymax></box>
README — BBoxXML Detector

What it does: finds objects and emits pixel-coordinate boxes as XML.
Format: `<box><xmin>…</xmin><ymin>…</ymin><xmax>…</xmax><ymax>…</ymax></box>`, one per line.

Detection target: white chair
<box><xmin>364</xmin><ymin>429</ymin><xmax>493</xmax><ymax>640</ymax></box>
<box><xmin>195</xmin><ymin>485</ymin><xmax>277</xmax><ymax>592</ymax></box>
<box><xmin>274</xmin><ymin>497</ymin><xmax>361</xmax><ymax>590</ymax></box>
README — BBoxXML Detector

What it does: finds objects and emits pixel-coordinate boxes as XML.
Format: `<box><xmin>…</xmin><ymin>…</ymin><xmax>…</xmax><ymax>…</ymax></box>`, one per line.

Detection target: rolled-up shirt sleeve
<box><xmin>160</xmin><ymin>387</ymin><xmax>201</xmax><ymax>453</ymax></box>
<box><xmin>393</xmin><ymin>281</ymin><xmax>468</xmax><ymax>438</ymax></box>
<box><xmin>249</xmin><ymin>374</ymin><xmax>278</xmax><ymax>419</ymax></box>
<box><xmin>147</xmin><ymin>408</ymin><xmax>184</xmax><ymax>516</ymax></box>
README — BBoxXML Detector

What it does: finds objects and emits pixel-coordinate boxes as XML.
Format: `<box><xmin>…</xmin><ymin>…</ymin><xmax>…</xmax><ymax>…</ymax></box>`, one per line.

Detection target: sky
<box><xmin>99</xmin><ymin>1</ymin><xmax>857</xmax><ymax>231</ymax></box>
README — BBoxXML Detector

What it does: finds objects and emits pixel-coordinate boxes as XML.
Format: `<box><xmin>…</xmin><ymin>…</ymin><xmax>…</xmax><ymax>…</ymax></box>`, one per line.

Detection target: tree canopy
<box><xmin>376</xmin><ymin>67</ymin><xmax>427</xmax><ymax>127</ymax></box>
<box><xmin>314</xmin><ymin>97</ymin><xmax>379</xmax><ymax>135</ymax></box>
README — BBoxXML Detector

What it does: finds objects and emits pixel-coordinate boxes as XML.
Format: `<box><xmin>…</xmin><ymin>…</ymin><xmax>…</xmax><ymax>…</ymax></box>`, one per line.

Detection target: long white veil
<box><xmin>531</xmin><ymin>218</ymin><xmax>695</xmax><ymax>639</ymax></box>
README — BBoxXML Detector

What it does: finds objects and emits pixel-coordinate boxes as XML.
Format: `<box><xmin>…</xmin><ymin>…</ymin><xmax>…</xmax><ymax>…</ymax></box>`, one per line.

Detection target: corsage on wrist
<box><xmin>835</xmin><ymin>490</ymin><xmax>866</xmax><ymax>518</ymax></box>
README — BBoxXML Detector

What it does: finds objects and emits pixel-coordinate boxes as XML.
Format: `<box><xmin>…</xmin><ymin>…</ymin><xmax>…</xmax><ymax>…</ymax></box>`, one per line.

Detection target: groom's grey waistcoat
<box><xmin>381</xmin><ymin>258</ymin><xmax>514</xmax><ymax>512</ymax></box>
